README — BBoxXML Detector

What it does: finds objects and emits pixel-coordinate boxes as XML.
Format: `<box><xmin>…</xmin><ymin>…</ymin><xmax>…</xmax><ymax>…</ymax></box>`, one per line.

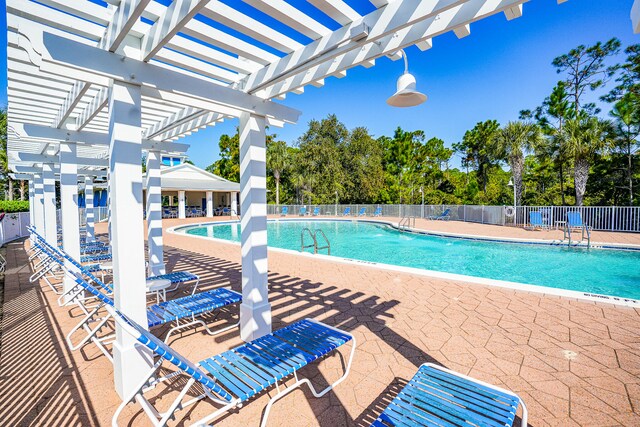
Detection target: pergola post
<box><xmin>33</xmin><ymin>173</ymin><xmax>44</xmax><ymax>237</ymax></box>
<box><xmin>42</xmin><ymin>163</ymin><xmax>58</xmax><ymax>246</ymax></box>
<box><xmin>84</xmin><ymin>177</ymin><xmax>95</xmax><ymax>243</ymax></box>
<box><xmin>108</xmin><ymin>80</ymin><xmax>151</xmax><ymax>398</ymax></box>
<box><xmin>28</xmin><ymin>179</ymin><xmax>35</xmax><ymax>240</ymax></box>
<box><xmin>59</xmin><ymin>142</ymin><xmax>80</xmax><ymax>301</ymax></box>
<box><xmin>146</xmin><ymin>150</ymin><xmax>165</xmax><ymax>275</ymax></box>
<box><xmin>239</xmin><ymin>112</ymin><xmax>271</xmax><ymax>342</ymax></box>
<box><xmin>178</xmin><ymin>190</ymin><xmax>186</xmax><ymax>219</ymax></box>
<box><xmin>206</xmin><ymin>191</ymin><xmax>213</xmax><ymax>217</ymax></box>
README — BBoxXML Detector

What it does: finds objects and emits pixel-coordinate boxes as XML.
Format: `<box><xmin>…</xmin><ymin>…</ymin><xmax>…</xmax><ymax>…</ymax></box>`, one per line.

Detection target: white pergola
<box><xmin>7</xmin><ymin>0</ymin><xmax>572</xmax><ymax>398</ymax></box>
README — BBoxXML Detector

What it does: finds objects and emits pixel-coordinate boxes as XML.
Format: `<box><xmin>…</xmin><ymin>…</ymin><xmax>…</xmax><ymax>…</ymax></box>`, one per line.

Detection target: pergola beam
<box><xmin>142</xmin><ymin>0</ymin><xmax>210</xmax><ymax>62</ymax></box>
<box><xmin>76</xmin><ymin>88</ymin><xmax>110</xmax><ymax>131</ymax></box>
<box><xmin>12</xmin><ymin>123</ymin><xmax>190</xmax><ymax>153</ymax></box>
<box><xmin>243</xmin><ymin>0</ymin><xmax>525</xmax><ymax>97</ymax></box>
<box><xmin>16</xmin><ymin>153</ymin><xmax>109</xmax><ymax>168</ymax></box>
<box><xmin>251</xmin><ymin>0</ymin><xmax>529</xmax><ymax>99</ymax></box>
<box><xmin>19</xmin><ymin>28</ymin><xmax>300</xmax><ymax>123</ymax></box>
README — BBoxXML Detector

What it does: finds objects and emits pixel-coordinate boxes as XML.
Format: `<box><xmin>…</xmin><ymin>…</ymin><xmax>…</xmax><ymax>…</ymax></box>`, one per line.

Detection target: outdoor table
<box><xmin>555</xmin><ymin>220</ymin><xmax>566</xmax><ymax>231</ymax></box>
<box><xmin>146</xmin><ymin>278</ymin><xmax>172</xmax><ymax>303</ymax></box>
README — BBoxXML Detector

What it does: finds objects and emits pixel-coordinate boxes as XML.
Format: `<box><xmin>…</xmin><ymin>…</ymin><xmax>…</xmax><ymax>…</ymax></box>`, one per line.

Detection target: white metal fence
<box><xmin>266</xmin><ymin>204</ymin><xmax>640</xmax><ymax>233</ymax></box>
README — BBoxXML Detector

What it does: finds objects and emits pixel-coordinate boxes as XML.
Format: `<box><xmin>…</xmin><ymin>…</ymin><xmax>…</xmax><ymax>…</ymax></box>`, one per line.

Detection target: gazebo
<box><xmin>142</xmin><ymin>162</ymin><xmax>240</xmax><ymax>218</ymax></box>
<box><xmin>6</xmin><ymin>0</ymin><xmax>626</xmax><ymax>401</ymax></box>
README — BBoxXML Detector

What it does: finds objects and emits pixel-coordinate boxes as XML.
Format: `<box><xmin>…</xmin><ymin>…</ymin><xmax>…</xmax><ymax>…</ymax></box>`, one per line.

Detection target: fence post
<box><xmin>611</xmin><ymin>206</ymin><xmax>615</xmax><ymax>231</ymax></box>
<box><xmin>481</xmin><ymin>205</ymin><xmax>484</xmax><ymax>224</ymax></box>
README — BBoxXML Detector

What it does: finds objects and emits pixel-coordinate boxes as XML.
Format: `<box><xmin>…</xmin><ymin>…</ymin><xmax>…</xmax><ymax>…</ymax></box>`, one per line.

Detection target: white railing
<box><xmin>0</xmin><ymin>212</ymin><xmax>31</xmax><ymax>246</ymax></box>
<box><xmin>267</xmin><ymin>204</ymin><xmax>640</xmax><ymax>233</ymax></box>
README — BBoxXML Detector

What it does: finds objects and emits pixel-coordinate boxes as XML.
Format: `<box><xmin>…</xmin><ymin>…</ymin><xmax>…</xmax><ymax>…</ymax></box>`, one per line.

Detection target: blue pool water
<box><xmin>180</xmin><ymin>220</ymin><xmax>640</xmax><ymax>301</ymax></box>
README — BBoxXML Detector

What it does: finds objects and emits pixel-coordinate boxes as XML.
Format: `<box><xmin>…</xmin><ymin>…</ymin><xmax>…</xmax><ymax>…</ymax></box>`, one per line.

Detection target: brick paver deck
<box><xmin>1</xmin><ymin>217</ymin><xmax>639</xmax><ymax>426</ymax></box>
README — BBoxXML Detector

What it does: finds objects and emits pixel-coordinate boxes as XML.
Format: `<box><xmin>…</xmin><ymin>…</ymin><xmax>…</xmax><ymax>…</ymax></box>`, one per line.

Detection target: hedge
<box><xmin>0</xmin><ymin>201</ymin><xmax>30</xmax><ymax>213</ymax></box>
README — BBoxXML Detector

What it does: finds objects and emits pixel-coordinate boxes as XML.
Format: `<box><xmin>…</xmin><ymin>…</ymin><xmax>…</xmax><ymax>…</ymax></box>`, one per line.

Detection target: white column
<box><xmin>231</xmin><ymin>192</ymin><xmax>238</xmax><ymax>215</ymax></box>
<box><xmin>84</xmin><ymin>177</ymin><xmax>95</xmax><ymax>243</ymax></box>
<box><xmin>108</xmin><ymin>80</ymin><xmax>151</xmax><ymax>398</ymax></box>
<box><xmin>42</xmin><ymin>163</ymin><xmax>58</xmax><ymax>246</ymax></box>
<box><xmin>206</xmin><ymin>191</ymin><xmax>213</xmax><ymax>217</ymax></box>
<box><xmin>59</xmin><ymin>143</ymin><xmax>80</xmax><ymax>300</ymax></box>
<box><xmin>178</xmin><ymin>190</ymin><xmax>186</xmax><ymax>219</ymax></box>
<box><xmin>28</xmin><ymin>180</ymin><xmax>35</xmax><ymax>240</ymax></box>
<box><xmin>239</xmin><ymin>112</ymin><xmax>271</xmax><ymax>342</ymax></box>
<box><xmin>145</xmin><ymin>150</ymin><xmax>165</xmax><ymax>275</ymax></box>
<box><xmin>33</xmin><ymin>173</ymin><xmax>44</xmax><ymax>237</ymax></box>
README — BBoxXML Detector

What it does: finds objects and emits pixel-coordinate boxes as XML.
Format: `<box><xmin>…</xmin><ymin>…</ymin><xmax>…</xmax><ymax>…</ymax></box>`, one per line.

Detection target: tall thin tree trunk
<box><xmin>511</xmin><ymin>155</ymin><xmax>524</xmax><ymax>206</ymax></box>
<box><xmin>559</xmin><ymin>162</ymin><xmax>565</xmax><ymax>205</ymax></box>
<box><xmin>19</xmin><ymin>180</ymin><xmax>26</xmax><ymax>200</ymax></box>
<box><xmin>574</xmin><ymin>157</ymin><xmax>589</xmax><ymax>206</ymax></box>
<box><xmin>8</xmin><ymin>180</ymin><xmax>13</xmax><ymax>201</ymax></box>
<box><xmin>275</xmin><ymin>178</ymin><xmax>280</xmax><ymax>206</ymax></box>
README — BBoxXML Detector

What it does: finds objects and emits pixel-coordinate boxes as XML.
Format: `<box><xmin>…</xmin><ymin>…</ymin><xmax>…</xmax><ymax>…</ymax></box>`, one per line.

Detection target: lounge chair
<box><xmin>526</xmin><ymin>211</ymin><xmax>547</xmax><ymax>230</ymax></box>
<box><xmin>280</xmin><ymin>206</ymin><xmax>288</xmax><ymax>216</ymax></box>
<box><xmin>372</xmin><ymin>207</ymin><xmax>382</xmax><ymax>217</ymax></box>
<box><xmin>299</xmin><ymin>206</ymin><xmax>307</xmax><ymax>216</ymax></box>
<box><xmin>341</xmin><ymin>207</ymin><xmax>351</xmax><ymax>216</ymax></box>
<box><xmin>564</xmin><ymin>211</ymin><xmax>591</xmax><ymax>246</ymax></box>
<box><xmin>358</xmin><ymin>207</ymin><xmax>367</xmax><ymax>216</ymax></box>
<box><xmin>372</xmin><ymin>363</ymin><xmax>527</xmax><ymax>427</ymax></box>
<box><xmin>28</xmin><ymin>239</ymin><xmax>242</xmax><ymax>361</ymax></box>
<box><xmin>428</xmin><ymin>208</ymin><xmax>451</xmax><ymax>221</ymax></box>
<box><xmin>222</xmin><ymin>207</ymin><xmax>231</xmax><ymax>215</ymax></box>
<box><xmin>313</xmin><ymin>207</ymin><xmax>321</xmax><ymax>216</ymax></box>
<box><xmin>146</xmin><ymin>271</ymin><xmax>200</xmax><ymax>295</ymax></box>
<box><xmin>108</xmin><ymin>306</ymin><xmax>355</xmax><ymax>427</ymax></box>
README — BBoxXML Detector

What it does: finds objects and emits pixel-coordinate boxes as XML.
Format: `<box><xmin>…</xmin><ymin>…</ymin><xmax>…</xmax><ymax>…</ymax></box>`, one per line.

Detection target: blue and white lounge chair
<box><xmin>222</xmin><ymin>207</ymin><xmax>231</xmax><ymax>215</ymax></box>
<box><xmin>428</xmin><ymin>208</ymin><xmax>451</xmax><ymax>221</ymax></box>
<box><xmin>108</xmin><ymin>306</ymin><xmax>355</xmax><ymax>427</ymax></box>
<box><xmin>526</xmin><ymin>211</ymin><xmax>547</xmax><ymax>230</ymax></box>
<box><xmin>64</xmin><ymin>272</ymin><xmax>241</xmax><ymax>362</ymax></box>
<box><xmin>372</xmin><ymin>363</ymin><xmax>527</xmax><ymax>427</ymax></box>
<box><xmin>281</xmin><ymin>206</ymin><xmax>289</xmax><ymax>216</ymax></box>
<box><xmin>146</xmin><ymin>271</ymin><xmax>200</xmax><ymax>295</ymax></box>
<box><xmin>313</xmin><ymin>207</ymin><xmax>321</xmax><ymax>216</ymax></box>
<box><xmin>341</xmin><ymin>207</ymin><xmax>351</xmax><ymax>216</ymax></box>
<box><xmin>299</xmin><ymin>206</ymin><xmax>307</xmax><ymax>216</ymax></box>
<box><xmin>564</xmin><ymin>211</ymin><xmax>591</xmax><ymax>246</ymax></box>
<box><xmin>373</xmin><ymin>207</ymin><xmax>382</xmax><ymax>217</ymax></box>
<box><xmin>81</xmin><ymin>252</ymin><xmax>112</xmax><ymax>263</ymax></box>
<box><xmin>28</xmin><ymin>237</ymin><xmax>242</xmax><ymax>361</ymax></box>
<box><xmin>358</xmin><ymin>207</ymin><xmax>367</xmax><ymax>216</ymax></box>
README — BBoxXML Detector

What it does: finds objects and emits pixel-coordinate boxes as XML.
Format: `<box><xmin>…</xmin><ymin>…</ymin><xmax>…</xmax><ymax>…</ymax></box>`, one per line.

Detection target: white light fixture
<box><xmin>386</xmin><ymin>49</ymin><xmax>427</xmax><ymax>108</ymax></box>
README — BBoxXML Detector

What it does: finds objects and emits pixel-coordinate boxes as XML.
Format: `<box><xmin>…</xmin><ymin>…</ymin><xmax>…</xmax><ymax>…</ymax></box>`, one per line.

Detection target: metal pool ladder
<box><xmin>399</xmin><ymin>216</ymin><xmax>416</xmax><ymax>232</ymax></box>
<box><xmin>300</xmin><ymin>228</ymin><xmax>331</xmax><ymax>255</ymax></box>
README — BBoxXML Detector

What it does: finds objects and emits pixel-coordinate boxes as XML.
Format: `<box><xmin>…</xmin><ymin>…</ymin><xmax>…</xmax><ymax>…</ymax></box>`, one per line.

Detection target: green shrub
<box><xmin>0</xmin><ymin>201</ymin><xmax>30</xmax><ymax>213</ymax></box>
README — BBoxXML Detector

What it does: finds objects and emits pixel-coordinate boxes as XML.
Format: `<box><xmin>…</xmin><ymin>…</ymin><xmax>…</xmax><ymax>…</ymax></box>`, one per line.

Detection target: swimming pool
<box><xmin>177</xmin><ymin>220</ymin><xmax>640</xmax><ymax>302</ymax></box>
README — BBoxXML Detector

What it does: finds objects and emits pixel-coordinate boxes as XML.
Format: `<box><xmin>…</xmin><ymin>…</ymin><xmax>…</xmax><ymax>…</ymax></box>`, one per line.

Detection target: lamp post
<box><xmin>508</xmin><ymin>178</ymin><xmax>516</xmax><ymax>207</ymax></box>
<box><xmin>335</xmin><ymin>190</ymin><xmax>338</xmax><ymax>216</ymax></box>
<box><xmin>419</xmin><ymin>186</ymin><xmax>424</xmax><ymax>218</ymax></box>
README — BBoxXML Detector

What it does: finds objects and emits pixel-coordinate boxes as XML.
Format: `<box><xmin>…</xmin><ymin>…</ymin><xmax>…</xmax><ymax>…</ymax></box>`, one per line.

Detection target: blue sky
<box><xmin>1</xmin><ymin>1</ymin><xmax>638</xmax><ymax>170</ymax></box>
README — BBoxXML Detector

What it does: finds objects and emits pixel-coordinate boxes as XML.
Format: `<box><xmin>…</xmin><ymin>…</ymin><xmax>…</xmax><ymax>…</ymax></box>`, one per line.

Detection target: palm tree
<box><xmin>495</xmin><ymin>121</ymin><xmax>542</xmax><ymax>206</ymax></box>
<box><xmin>562</xmin><ymin>117</ymin><xmax>612</xmax><ymax>206</ymax></box>
<box><xmin>266</xmin><ymin>140</ymin><xmax>289</xmax><ymax>205</ymax></box>
<box><xmin>610</xmin><ymin>93</ymin><xmax>640</xmax><ymax>205</ymax></box>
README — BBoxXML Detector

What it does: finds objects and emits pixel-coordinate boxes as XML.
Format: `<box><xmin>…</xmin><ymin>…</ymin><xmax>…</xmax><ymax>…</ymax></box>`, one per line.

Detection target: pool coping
<box><xmin>167</xmin><ymin>218</ymin><xmax>640</xmax><ymax>308</ymax></box>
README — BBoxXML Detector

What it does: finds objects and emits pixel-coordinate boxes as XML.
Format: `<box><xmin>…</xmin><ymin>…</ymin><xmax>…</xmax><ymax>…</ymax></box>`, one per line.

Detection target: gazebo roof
<box><xmin>144</xmin><ymin>162</ymin><xmax>239</xmax><ymax>192</ymax></box>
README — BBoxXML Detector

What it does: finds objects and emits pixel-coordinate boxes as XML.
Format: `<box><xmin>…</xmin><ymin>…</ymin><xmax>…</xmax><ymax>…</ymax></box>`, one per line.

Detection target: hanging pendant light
<box><xmin>386</xmin><ymin>49</ymin><xmax>427</xmax><ymax>108</ymax></box>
